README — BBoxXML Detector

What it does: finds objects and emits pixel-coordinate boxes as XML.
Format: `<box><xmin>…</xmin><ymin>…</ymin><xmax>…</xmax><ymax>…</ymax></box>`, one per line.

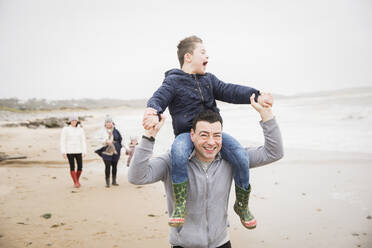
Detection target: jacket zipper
<box><xmin>193</xmin><ymin>74</ymin><xmax>205</xmax><ymax>103</ymax></box>
<box><xmin>205</xmin><ymin>169</ymin><xmax>209</xmax><ymax>246</ymax></box>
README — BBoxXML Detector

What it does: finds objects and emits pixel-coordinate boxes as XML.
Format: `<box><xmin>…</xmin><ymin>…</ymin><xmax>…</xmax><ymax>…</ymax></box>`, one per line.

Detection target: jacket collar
<box><xmin>165</xmin><ymin>68</ymin><xmax>207</xmax><ymax>79</ymax></box>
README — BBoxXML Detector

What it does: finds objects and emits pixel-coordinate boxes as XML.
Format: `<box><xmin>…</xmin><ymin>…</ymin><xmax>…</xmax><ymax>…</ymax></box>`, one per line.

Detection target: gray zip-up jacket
<box><xmin>128</xmin><ymin>118</ymin><xmax>284</xmax><ymax>248</ymax></box>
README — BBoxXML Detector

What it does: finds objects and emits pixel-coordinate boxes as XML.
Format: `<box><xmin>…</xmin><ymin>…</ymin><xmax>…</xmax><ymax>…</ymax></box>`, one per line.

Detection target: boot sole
<box><xmin>241</xmin><ymin>218</ymin><xmax>257</xmax><ymax>229</ymax></box>
<box><xmin>234</xmin><ymin>205</ymin><xmax>257</xmax><ymax>229</ymax></box>
<box><xmin>168</xmin><ymin>218</ymin><xmax>185</xmax><ymax>227</ymax></box>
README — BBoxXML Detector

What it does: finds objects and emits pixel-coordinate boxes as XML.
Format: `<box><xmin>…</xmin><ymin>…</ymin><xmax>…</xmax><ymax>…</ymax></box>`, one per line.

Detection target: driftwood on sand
<box><xmin>0</xmin><ymin>152</ymin><xmax>27</xmax><ymax>162</ymax></box>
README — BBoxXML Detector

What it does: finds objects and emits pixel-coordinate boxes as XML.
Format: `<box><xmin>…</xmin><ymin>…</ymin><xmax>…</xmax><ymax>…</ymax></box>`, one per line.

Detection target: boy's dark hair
<box><xmin>191</xmin><ymin>110</ymin><xmax>223</xmax><ymax>131</ymax></box>
<box><xmin>177</xmin><ymin>36</ymin><xmax>203</xmax><ymax>68</ymax></box>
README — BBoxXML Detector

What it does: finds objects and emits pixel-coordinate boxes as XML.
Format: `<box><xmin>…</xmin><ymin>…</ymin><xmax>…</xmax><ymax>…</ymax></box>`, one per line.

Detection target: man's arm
<box><xmin>127</xmin><ymin>138</ymin><xmax>170</xmax><ymax>185</ymax></box>
<box><xmin>128</xmin><ymin>115</ymin><xmax>170</xmax><ymax>185</ymax></box>
<box><xmin>246</xmin><ymin>94</ymin><xmax>284</xmax><ymax>168</ymax></box>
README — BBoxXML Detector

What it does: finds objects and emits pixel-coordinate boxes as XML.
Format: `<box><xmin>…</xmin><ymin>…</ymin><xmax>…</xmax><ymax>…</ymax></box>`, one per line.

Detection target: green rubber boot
<box><xmin>233</xmin><ymin>184</ymin><xmax>257</xmax><ymax>229</ymax></box>
<box><xmin>168</xmin><ymin>181</ymin><xmax>187</xmax><ymax>227</ymax></box>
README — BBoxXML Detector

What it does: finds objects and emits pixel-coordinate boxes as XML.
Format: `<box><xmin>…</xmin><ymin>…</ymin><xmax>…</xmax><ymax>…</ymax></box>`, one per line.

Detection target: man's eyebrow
<box><xmin>198</xmin><ymin>131</ymin><xmax>221</xmax><ymax>135</ymax></box>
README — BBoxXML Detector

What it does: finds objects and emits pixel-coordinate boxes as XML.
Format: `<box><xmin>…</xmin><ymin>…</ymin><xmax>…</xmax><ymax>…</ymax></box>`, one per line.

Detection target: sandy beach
<box><xmin>1</xmin><ymin>89</ymin><xmax>372</xmax><ymax>247</ymax></box>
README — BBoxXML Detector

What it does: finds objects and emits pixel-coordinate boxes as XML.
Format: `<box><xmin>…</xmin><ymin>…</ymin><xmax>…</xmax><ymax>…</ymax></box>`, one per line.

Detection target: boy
<box><xmin>143</xmin><ymin>36</ymin><xmax>273</xmax><ymax>229</ymax></box>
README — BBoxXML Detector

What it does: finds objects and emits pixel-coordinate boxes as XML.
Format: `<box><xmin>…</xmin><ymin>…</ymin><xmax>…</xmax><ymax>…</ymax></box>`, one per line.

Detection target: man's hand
<box><xmin>143</xmin><ymin>107</ymin><xmax>159</xmax><ymax>130</ymax></box>
<box><xmin>144</xmin><ymin>114</ymin><xmax>166</xmax><ymax>138</ymax></box>
<box><xmin>251</xmin><ymin>94</ymin><xmax>274</xmax><ymax>122</ymax></box>
<box><xmin>257</xmin><ymin>92</ymin><xmax>273</xmax><ymax>108</ymax></box>
<box><xmin>63</xmin><ymin>154</ymin><xmax>67</xmax><ymax>159</ymax></box>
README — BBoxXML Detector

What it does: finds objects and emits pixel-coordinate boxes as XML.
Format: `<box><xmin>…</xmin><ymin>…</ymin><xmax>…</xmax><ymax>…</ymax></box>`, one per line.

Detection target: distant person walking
<box><xmin>60</xmin><ymin>114</ymin><xmax>87</xmax><ymax>188</ymax></box>
<box><xmin>95</xmin><ymin>115</ymin><xmax>123</xmax><ymax>187</ymax></box>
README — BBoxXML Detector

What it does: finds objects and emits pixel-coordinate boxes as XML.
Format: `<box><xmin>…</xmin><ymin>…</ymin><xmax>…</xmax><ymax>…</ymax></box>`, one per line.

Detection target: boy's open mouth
<box><xmin>203</xmin><ymin>61</ymin><xmax>208</xmax><ymax>66</ymax></box>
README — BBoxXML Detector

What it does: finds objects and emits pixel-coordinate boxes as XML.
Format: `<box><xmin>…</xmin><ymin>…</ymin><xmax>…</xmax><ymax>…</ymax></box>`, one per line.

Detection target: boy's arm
<box><xmin>210</xmin><ymin>73</ymin><xmax>260</xmax><ymax>104</ymax></box>
<box><xmin>147</xmin><ymin>79</ymin><xmax>176</xmax><ymax>114</ymax></box>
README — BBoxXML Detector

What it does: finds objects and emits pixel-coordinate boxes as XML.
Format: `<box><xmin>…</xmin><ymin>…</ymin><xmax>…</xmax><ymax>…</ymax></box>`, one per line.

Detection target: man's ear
<box><xmin>190</xmin><ymin>128</ymin><xmax>195</xmax><ymax>142</ymax></box>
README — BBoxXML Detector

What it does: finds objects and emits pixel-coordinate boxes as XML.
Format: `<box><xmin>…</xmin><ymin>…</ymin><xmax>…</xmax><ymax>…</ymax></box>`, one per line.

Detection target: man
<box><xmin>128</xmin><ymin>94</ymin><xmax>284</xmax><ymax>248</ymax></box>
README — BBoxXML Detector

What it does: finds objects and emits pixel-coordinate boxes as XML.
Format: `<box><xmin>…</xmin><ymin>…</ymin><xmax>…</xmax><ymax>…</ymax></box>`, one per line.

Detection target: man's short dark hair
<box><xmin>177</xmin><ymin>35</ymin><xmax>203</xmax><ymax>68</ymax></box>
<box><xmin>191</xmin><ymin>110</ymin><xmax>223</xmax><ymax>130</ymax></box>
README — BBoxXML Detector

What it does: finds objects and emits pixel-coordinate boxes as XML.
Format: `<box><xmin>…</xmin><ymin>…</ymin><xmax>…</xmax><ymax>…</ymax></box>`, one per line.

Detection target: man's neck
<box><xmin>195</xmin><ymin>156</ymin><xmax>213</xmax><ymax>172</ymax></box>
<box><xmin>195</xmin><ymin>154</ymin><xmax>214</xmax><ymax>163</ymax></box>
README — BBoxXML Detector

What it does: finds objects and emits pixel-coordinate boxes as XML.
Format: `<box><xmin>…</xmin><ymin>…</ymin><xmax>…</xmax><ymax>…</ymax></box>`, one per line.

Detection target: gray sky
<box><xmin>0</xmin><ymin>0</ymin><xmax>371</xmax><ymax>100</ymax></box>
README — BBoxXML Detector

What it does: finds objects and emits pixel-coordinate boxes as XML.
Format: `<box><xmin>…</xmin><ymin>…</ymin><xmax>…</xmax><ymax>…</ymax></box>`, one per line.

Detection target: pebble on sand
<box><xmin>367</xmin><ymin>215</ymin><xmax>371</xmax><ymax>220</ymax></box>
<box><xmin>41</xmin><ymin>213</ymin><xmax>52</xmax><ymax>219</ymax></box>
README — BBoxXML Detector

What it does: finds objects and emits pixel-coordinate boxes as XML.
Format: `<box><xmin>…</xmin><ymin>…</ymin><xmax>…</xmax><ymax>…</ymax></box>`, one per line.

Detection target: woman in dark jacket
<box><xmin>95</xmin><ymin>115</ymin><xmax>123</xmax><ymax>187</ymax></box>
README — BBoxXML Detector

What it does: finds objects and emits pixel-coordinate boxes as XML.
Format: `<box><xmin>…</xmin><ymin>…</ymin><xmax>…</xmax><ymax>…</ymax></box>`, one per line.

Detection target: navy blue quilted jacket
<box><xmin>147</xmin><ymin>69</ymin><xmax>260</xmax><ymax>136</ymax></box>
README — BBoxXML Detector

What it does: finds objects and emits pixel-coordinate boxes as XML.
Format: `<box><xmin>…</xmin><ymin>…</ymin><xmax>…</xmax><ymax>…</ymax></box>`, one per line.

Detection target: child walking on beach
<box><xmin>125</xmin><ymin>137</ymin><xmax>138</xmax><ymax>167</ymax></box>
<box><xmin>143</xmin><ymin>36</ymin><xmax>273</xmax><ymax>229</ymax></box>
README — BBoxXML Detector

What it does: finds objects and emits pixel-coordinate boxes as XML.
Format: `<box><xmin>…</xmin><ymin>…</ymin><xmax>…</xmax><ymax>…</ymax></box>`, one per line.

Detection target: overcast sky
<box><xmin>0</xmin><ymin>0</ymin><xmax>371</xmax><ymax>100</ymax></box>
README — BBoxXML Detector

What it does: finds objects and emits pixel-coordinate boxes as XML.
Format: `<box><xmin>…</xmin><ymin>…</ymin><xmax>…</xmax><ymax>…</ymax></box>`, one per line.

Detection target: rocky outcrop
<box><xmin>1</xmin><ymin>116</ymin><xmax>89</xmax><ymax>129</ymax></box>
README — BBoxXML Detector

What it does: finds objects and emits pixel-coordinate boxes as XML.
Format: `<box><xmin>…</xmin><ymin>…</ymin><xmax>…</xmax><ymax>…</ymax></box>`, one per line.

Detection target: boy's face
<box><xmin>188</xmin><ymin>42</ymin><xmax>209</xmax><ymax>74</ymax></box>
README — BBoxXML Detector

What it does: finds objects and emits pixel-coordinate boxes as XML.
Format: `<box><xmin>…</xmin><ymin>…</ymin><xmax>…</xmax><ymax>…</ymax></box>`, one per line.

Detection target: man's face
<box><xmin>190</xmin><ymin>121</ymin><xmax>222</xmax><ymax>162</ymax></box>
<box><xmin>189</xmin><ymin>42</ymin><xmax>209</xmax><ymax>74</ymax></box>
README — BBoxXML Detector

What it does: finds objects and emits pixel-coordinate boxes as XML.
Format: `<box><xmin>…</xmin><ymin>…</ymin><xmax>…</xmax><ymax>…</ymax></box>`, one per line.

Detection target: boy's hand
<box><xmin>144</xmin><ymin>114</ymin><xmax>166</xmax><ymax>138</ymax></box>
<box><xmin>257</xmin><ymin>92</ymin><xmax>273</xmax><ymax>108</ymax></box>
<box><xmin>143</xmin><ymin>107</ymin><xmax>159</xmax><ymax>130</ymax></box>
